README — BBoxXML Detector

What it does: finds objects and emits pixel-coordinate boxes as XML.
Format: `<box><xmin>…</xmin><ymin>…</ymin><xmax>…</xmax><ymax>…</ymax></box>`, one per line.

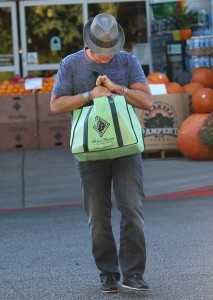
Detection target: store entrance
<box><xmin>0</xmin><ymin>0</ymin><xmax>151</xmax><ymax>81</ymax></box>
<box><xmin>19</xmin><ymin>0</ymin><xmax>84</xmax><ymax>78</ymax></box>
<box><xmin>0</xmin><ymin>0</ymin><xmax>84</xmax><ymax>80</ymax></box>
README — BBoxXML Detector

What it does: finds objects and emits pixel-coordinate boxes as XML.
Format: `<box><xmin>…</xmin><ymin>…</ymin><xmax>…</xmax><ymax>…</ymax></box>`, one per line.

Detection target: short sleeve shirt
<box><xmin>52</xmin><ymin>49</ymin><xmax>147</xmax><ymax>97</ymax></box>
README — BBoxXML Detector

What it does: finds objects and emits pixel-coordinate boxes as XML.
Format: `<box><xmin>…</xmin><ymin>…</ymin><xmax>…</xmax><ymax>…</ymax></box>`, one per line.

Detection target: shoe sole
<box><xmin>101</xmin><ymin>289</ymin><xmax>119</xmax><ymax>293</ymax></box>
<box><xmin>122</xmin><ymin>284</ymin><xmax>149</xmax><ymax>291</ymax></box>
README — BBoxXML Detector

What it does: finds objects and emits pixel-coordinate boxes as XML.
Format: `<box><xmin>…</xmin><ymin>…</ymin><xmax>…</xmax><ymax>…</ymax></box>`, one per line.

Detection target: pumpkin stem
<box><xmin>199</xmin><ymin>112</ymin><xmax>213</xmax><ymax>146</ymax></box>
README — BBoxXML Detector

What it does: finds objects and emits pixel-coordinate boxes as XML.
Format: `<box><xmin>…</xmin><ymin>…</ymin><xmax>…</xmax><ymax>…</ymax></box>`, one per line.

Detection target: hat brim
<box><xmin>83</xmin><ymin>18</ymin><xmax>125</xmax><ymax>56</ymax></box>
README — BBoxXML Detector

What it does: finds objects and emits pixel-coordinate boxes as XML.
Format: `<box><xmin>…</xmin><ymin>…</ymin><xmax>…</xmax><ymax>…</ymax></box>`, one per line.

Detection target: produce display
<box><xmin>1</xmin><ymin>69</ymin><xmax>212</xmax><ymax>158</ymax></box>
<box><xmin>0</xmin><ymin>75</ymin><xmax>55</xmax><ymax>95</ymax></box>
<box><xmin>146</xmin><ymin>69</ymin><xmax>213</xmax><ymax>160</ymax></box>
<box><xmin>176</xmin><ymin>68</ymin><xmax>213</xmax><ymax>160</ymax></box>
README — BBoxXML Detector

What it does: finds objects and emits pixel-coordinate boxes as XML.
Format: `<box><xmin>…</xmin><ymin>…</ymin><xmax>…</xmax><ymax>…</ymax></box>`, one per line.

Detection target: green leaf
<box><xmin>199</xmin><ymin>113</ymin><xmax>213</xmax><ymax>146</ymax></box>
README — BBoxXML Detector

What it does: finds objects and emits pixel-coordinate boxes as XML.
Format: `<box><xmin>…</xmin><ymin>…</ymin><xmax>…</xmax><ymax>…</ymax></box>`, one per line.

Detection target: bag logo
<box><xmin>93</xmin><ymin>116</ymin><xmax>110</xmax><ymax>137</ymax></box>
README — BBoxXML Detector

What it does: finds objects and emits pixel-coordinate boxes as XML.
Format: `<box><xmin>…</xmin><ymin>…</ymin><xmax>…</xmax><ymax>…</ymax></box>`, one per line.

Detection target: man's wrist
<box><xmin>82</xmin><ymin>91</ymin><xmax>90</xmax><ymax>102</ymax></box>
<box><xmin>115</xmin><ymin>85</ymin><xmax>128</xmax><ymax>96</ymax></box>
<box><xmin>123</xmin><ymin>86</ymin><xmax>128</xmax><ymax>96</ymax></box>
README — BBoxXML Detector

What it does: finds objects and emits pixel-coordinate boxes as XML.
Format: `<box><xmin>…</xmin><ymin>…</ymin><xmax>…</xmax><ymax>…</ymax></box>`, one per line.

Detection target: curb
<box><xmin>0</xmin><ymin>202</ymin><xmax>82</xmax><ymax>213</ymax></box>
<box><xmin>145</xmin><ymin>185</ymin><xmax>213</xmax><ymax>201</ymax></box>
<box><xmin>0</xmin><ymin>185</ymin><xmax>212</xmax><ymax>213</ymax></box>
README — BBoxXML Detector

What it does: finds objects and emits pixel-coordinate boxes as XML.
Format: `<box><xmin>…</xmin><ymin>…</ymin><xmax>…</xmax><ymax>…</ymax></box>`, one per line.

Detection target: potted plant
<box><xmin>172</xmin><ymin>6</ymin><xmax>195</xmax><ymax>40</ymax></box>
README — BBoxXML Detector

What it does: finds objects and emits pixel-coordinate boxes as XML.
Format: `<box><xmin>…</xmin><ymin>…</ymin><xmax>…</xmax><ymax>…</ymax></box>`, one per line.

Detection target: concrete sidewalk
<box><xmin>0</xmin><ymin>148</ymin><xmax>213</xmax><ymax>210</ymax></box>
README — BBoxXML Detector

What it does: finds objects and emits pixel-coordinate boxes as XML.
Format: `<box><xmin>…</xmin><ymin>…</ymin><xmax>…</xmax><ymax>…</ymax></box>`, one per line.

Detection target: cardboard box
<box><xmin>37</xmin><ymin>93</ymin><xmax>70</xmax><ymax>122</ymax></box>
<box><xmin>38</xmin><ymin>120</ymin><xmax>71</xmax><ymax>149</ymax></box>
<box><xmin>135</xmin><ymin>94</ymin><xmax>191</xmax><ymax>151</ymax></box>
<box><xmin>0</xmin><ymin>94</ymin><xmax>36</xmax><ymax>124</ymax></box>
<box><xmin>0</xmin><ymin>122</ymin><xmax>38</xmax><ymax>152</ymax></box>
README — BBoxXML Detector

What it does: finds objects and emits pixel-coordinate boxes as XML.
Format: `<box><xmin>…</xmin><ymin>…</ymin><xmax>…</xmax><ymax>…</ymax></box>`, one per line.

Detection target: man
<box><xmin>50</xmin><ymin>13</ymin><xmax>153</xmax><ymax>293</ymax></box>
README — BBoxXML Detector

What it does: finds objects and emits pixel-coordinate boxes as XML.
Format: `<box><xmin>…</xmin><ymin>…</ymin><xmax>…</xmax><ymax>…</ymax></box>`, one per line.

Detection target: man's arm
<box><xmin>50</xmin><ymin>75</ymin><xmax>153</xmax><ymax>114</ymax></box>
<box><xmin>50</xmin><ymin>94</ymin><xmax>87</xmax><ymax>114</ymax></box>
<box><xmin>50</xmin><ymin>85</ymin><xmax>113</xmax><ymax>114</ymax></box>
<box><xmin>96</xmin><ymin>75</ymin><xmax>153</xmax><ymax>110</ymax></box>
<box><xmin>124</xmin><ymin>81</ymin><xmax>153</xmax><ymax>110</ymax></box>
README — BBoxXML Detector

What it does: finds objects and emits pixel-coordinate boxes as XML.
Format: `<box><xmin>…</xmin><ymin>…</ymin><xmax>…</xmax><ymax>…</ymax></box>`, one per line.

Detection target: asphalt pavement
<box><xmin>0</xmin><ymin>148</ymin><xmax>213</xmax><ymax>300</ymax></box>
<box><xmin>1</xmin><ymin>196</ymin><xmax>213</xmax><ymax>300</ymax></box>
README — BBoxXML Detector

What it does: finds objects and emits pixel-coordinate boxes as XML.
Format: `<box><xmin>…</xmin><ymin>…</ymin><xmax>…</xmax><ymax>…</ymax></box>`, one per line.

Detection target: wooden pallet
<box><xmin>142</xmin><ymin>149</ymin><xmax>183</xmax><ymax>160</ymax></box>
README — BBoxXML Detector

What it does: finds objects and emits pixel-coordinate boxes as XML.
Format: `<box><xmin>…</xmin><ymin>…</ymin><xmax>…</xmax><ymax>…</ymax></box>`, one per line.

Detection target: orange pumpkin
<box><xmin>147</xmin><ymin>72</ymin><xmax>169</xmax><ymax>84</ymax></box>
<box><xmin>182</xmin><ymin>82</ymin><xmax>203</xmax><ymax>94</ymax></box>
<box><xmin>166</xmin><ymin>82</ymin><xmax>184</xmax><ymax>94</ymax></box>
<box><xmin>191</xmin><ymin>88</ymin><xmax>213</xmax><ymax>113</ymax></box>
<box><xmin>192</xmin><ymin>68</ymin><xmax>213</xmax><ymax>88</ymax></box>
<box><xmin>177</xmin><ymin>113</ymin><xmax>213</xmax><ymax>160</ymax></box>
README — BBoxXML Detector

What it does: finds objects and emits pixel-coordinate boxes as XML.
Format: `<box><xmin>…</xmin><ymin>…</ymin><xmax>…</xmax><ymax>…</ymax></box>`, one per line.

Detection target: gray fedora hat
<box><xmin>83</xmin><ymin>13</ymin><xmax>125</xmax><ymax>56</ymax></box>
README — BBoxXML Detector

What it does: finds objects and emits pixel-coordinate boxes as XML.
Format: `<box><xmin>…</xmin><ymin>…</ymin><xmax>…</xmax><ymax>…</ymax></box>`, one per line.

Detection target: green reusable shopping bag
<box><xmin>70</xmin><ymin>95</ymin><xmax>144</xmax><ymax>161</ymax></box>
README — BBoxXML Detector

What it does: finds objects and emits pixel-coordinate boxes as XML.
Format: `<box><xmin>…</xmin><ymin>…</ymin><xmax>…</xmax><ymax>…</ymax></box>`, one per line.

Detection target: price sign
<box><xmin>25</xmin><ymin>78</ymin><xmax>42</xmax><ymax>90</ymax></box>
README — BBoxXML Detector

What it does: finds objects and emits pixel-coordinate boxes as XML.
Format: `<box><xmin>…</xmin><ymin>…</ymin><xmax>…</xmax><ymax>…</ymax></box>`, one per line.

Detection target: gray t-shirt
<box><xmin>52</xmin><ymin>49</ymin><xmax>147</xmax><ymax>97</ymax></box>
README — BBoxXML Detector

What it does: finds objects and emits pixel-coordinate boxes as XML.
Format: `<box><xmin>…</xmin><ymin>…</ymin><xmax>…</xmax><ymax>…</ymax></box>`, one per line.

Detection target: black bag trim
<box><xmin>83</xmin><ymin>106</ymin><xmax>93</xmax><ymax>152</ymax></box>
<box><xmin>108</xmin><ymin>96</ymin><xmax>123</xmax><ymax>147</ymax></box>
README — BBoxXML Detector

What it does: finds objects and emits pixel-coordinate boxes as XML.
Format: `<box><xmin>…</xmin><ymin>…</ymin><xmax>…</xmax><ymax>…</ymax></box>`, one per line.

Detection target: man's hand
<box><xmin>89</xmin><ymin>85</ymin><xmax>112</xmax><ymax>100</ymax></box>
<box><xmin>96</xmin><ymin>75</ymin><xmax>117</xmax><ymax>92</ymax></box>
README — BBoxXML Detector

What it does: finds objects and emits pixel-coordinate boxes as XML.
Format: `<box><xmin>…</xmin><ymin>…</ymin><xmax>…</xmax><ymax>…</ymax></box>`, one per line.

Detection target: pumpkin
<box><xmin>183</xmin><ymin>82</ymin><xmax>203</xmax><ymax>94</ymax></box>
<box><xmin>192</xmin><ymin>68</ymin><xmax>213</xmax><ymax>88</ymax></box>
<box><xmin>166</xmin><ymin>82</ymin><xmax>184</xmax><ymax>94</ymax></box>
<box><xmin>177</xmin><ymin>113</ymin><xmax>213</xmax><ymax>160</ymax></box>
<box><xmin>147</xmin><ymin>72</ymin><xmax>169</xmax><ymax>84</ymax></box>
<box><xmin>191</xmin><ymin>88</ymin><xmax>213</xmax><ymax>113</ymax></box>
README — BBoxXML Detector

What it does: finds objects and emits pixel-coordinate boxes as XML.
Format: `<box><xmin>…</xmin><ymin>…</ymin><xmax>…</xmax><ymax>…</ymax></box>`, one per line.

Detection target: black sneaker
<box><xmin>101</xmin><ymin>273</ymin><xmax>119</xmax><ymax>293</ymax></box>
<box><xmin>122</xmin><ymin>274</ymin><xmax>149</xmax><ymax>291</ymax></box>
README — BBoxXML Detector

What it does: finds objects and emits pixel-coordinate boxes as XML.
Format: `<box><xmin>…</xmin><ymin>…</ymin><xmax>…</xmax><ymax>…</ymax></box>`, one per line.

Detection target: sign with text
<box><xmin>0</xmin><ymin>54</ymin><xmax>14</xmax><ymax>66</ymax></box>
<box><xmin>25</xmin><ymin>78</ymin><xmax>42</xmax><ymax>90</ymax></box>
<box><xmin>135</xmin><ymin>94</ymin><xmax>191</xmax><ymax>151</ymax></box>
